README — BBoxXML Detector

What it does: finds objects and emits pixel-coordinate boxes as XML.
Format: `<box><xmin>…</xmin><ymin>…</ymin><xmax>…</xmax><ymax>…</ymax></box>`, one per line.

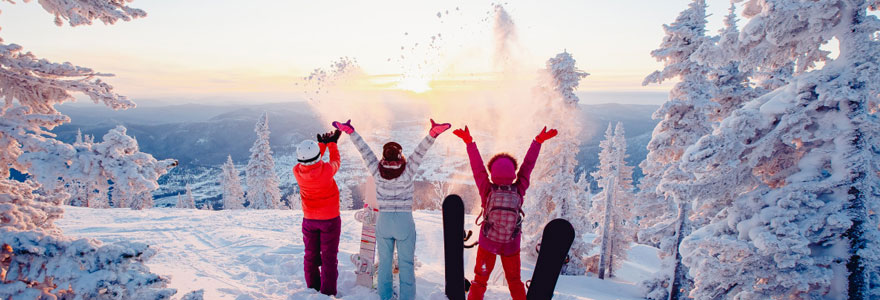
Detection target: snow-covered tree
<box><xmin>523</xmin><ymin>51</ymin><xmax>589</xmax><ymax>260</ymax></box>
<box><xmin>697</xmin><ymin>4</ymin><xmax>758</xmax><ymax>123</ymax></box>
<box><xmin>0</xmin><ymin>1</ymin><xmax>175</xmax><ymax>298</ymax></box>
<box><xmin>288</xmin><ymin>185</ymin><xmax>302</xmax><ymax>210</ymax></box>
<box><xmin>64</xmin><ymin>130</ymin><xmax>107</xmax><ymax>208</ymax></box>
<box><xmin>637</xmin><ymin>0</ymin><xmax>715</xmax><ymax>227</ymax></box>
<box><xmin>416</xmin><ymin>180</ymin><xmax>449</xmax><ymax>211</ymax></box>
<box><xmin>562</xmin><ymin>170</ymin><xmax>594</xmax><ymax>275</ymax></box>
<box><xmin>588</xmin><ymin>123</ymin><xmax>635</xmax><ymax>278</ymax></box>
<box><xmin>339</xmin><ymin>179</ymin><xmax>354</xmax><ymax>211</ymax></box>
<box><xmin>245</xmin><ymin>113</ymin><xmax>281</xmax><ymax>210</ymax></box>
<box><xmin>178</xmin><ymin>184</ymin><xmax>196</xmax><ymax>209</ymax></box>
<box><xmin>677</xmin><ymin>1</ymin><xmax>880</xmax><ymax>298</ymax></box>
<box><xmin>220</xmin><ymin>155</ymin><xmax>245</xmax><ymax>210</ymax></box>
<box><xmin>61</xmin><ymin>126</ymin><xmax>175</xmax><ymax>209</ymax></box>
<box><xmin>636</xmin><ymin>1</ymin><xmax>716</xmax><ymax>298</ymax></box>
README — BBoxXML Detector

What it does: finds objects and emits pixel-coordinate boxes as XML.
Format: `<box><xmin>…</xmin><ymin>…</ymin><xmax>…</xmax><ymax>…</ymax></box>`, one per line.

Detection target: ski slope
<box><xmin>57</xmin><ymin>207</ymin><xmax>659</xmax><ymax>299</ymax></box>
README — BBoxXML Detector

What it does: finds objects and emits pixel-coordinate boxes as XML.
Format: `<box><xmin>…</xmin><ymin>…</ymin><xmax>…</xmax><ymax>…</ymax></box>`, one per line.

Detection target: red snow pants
<box><xmin>467</xmin><ymin>245</ymin><xmax>526</xmax><ymax>300</ymax></box>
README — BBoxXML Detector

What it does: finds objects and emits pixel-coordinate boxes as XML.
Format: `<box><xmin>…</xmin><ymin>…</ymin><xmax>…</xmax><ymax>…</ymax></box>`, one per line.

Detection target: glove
<box><xmin>535</xmin><ymin>126</ymin><xmax>558</xmax><ymax>144</ymax></box>
<box><xmin>429</xmin><ymin>119</ymin><xmax>451</xmax><ymax>138</ymax></box>
<box><xmin>452</xmin><ymin>126</ymin><xmax>473</xmax><ymax>144</ymax></box>
<box><xmin>332</xmin><ymin>119</ymin><xmax>354</xmax><ymax>134</ymax></box>
<box><xmin>316</xmin><ymin>133</ymin><xmax>326</xmax><ymax>144</ymax></box>
<box><xmin>324</xmin><ymin>129</ymin><xmax>341</xmax><ymax>144</ymax></box>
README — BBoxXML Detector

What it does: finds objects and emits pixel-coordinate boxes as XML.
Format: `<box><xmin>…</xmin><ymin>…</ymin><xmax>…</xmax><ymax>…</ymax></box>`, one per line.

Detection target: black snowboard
<box><xmin>443</xmin><ymin>195</ymin><xmax>467</xmax><ymax>300</ymax></box>
<box><xmin>526</xmin><ymin>219</ymin><xmax>575</xmax><ymax>300</ymax></box>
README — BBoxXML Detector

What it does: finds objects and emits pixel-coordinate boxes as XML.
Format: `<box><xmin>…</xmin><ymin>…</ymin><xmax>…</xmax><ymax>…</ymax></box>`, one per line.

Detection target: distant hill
<box><xmin>56</xmin><ymin>102</ymin><xmax>325</xmax><ymax>166</ymax></box>
<box><xmin>55</xmin><ymin>101</ymin><xmax>660</xmax><ymax>207</ymax></box>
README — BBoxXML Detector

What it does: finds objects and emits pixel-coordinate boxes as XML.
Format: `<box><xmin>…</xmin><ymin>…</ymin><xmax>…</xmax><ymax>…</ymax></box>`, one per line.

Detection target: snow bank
<box><xmin>57</xmin><ymin>207</ymin><xmax>659</xmax><ymax>299</ymax></box>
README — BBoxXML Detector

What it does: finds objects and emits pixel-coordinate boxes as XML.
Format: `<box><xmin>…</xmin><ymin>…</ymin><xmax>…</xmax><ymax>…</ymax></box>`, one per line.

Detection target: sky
<box><xmin>0</xmin><ymin>0</ymin><xmax>738</xmax><ymax>105</ymax></box>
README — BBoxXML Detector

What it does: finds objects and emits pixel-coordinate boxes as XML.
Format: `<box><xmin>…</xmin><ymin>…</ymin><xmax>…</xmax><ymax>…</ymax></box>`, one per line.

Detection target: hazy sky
<box><xmin>1</xmin><ymin>0</ymin><xmax>737</xmax><ymax>104</ymax></box>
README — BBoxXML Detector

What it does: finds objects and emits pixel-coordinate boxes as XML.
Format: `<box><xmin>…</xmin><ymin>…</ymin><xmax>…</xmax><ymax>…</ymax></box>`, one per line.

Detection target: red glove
<box><xmin>429</xmin><ymin>119</ymin><xmax>451</xmax><ymax>138</ymax></box>
<box><xmin>452</xmin><ymin>126</ymin><xmax>473</xmax><ymax>144</ymax></box>
<box><xmin>332</xmin><ymin>119</ymin><xmax>354</xmax><ymax>134</ymax></box>
<box><xmin>535</xmin><ymin>126</ymin><xmax>558</xmax><ymax>144</ymax></box>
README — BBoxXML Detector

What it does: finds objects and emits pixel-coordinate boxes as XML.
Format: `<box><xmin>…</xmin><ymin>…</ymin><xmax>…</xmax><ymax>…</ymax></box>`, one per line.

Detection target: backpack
<box><xmin>476</xmin><ymin>184</ymin><xmax>525</xmax><ymax>244</ymax></box>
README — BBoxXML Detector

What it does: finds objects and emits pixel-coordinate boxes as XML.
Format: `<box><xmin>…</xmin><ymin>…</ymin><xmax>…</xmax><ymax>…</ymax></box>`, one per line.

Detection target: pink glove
<box><xmin>453</xmin><ymin>126</ymin><xmax>473</xmax><ymax>144</ymax></box>
<box><xmin>332</xmin><ymin>119</ymin><xmax>354</xmax><ymax>134</ymax></box>
<box><xmin>535</xmin><ymin>126</ymin><xmax>558</xmax><ymax>144</ymax></box>
<box><xmin>429</xmin><ymin>119</ymin><xmax>451</xmax><ymax>138</ymax></box>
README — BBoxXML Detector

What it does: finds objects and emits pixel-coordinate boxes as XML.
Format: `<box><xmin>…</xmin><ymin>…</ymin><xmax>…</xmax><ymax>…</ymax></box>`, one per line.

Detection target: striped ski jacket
<box><xmin>350</xmin><ymin>131</ymin><xmax>435</xmax><ymax>212</ymax></box>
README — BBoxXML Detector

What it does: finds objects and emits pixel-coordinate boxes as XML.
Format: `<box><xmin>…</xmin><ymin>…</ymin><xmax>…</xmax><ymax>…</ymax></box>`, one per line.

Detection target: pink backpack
<box><xmin>477</xmin><ymin>184</ymin><xmax>524</xmax><ymax>244</ymax></box>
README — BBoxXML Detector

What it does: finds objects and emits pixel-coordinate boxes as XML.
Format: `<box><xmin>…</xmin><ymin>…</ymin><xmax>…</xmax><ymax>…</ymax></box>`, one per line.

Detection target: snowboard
<box><xmin>443</xmin><ymin>194</ymin><xmax>467</xmax><ymax>300</ymax></box>
<box><xmin>350</xmin><ymin>204</ymin><xmax>379</xmax><ymax>288</ymax></box>
<box><xmin>526</xmin><ymin>219</ymin><xmax>575</xmax><ymax>300</ymax></box>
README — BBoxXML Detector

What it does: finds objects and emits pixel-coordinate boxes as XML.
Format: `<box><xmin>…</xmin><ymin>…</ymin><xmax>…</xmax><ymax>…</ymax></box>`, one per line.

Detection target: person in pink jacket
<box><xmin>452</xmin><ymin>125</ymin><xmax>557</xmax><ymax>300</ymax></box>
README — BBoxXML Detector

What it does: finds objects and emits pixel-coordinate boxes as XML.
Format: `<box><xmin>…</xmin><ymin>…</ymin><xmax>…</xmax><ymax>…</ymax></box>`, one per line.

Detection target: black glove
<box><xmin>316</xmin><ymin>133</ymin><xmax>326</xmax><ymax>144</ymax></box>
<box><xmin>325</xmin><ymin>129</ymin><xmax>341</xmax><ymax>144</ymax></box>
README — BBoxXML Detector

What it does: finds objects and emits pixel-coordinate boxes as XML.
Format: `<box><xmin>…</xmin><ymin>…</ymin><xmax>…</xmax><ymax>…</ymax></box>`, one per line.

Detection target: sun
<box><xmin>394</xmin><ymin>76</ymin><xmax>432</xmax><ymax>93</ymax></box>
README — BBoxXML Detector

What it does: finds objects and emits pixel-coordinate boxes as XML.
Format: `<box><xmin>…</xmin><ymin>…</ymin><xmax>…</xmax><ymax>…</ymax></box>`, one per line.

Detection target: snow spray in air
<box><xmin>297</xmin><ymin>5</ymin><xmax>593</xmax><ymax>211</ymax></box>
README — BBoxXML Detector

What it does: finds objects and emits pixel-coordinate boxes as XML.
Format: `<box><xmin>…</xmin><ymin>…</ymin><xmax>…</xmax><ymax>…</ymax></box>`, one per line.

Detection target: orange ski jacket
<box><xmin>293</xmin><ymin>142</ymin><xmax>341</xmax><ymax>220</ymax></box>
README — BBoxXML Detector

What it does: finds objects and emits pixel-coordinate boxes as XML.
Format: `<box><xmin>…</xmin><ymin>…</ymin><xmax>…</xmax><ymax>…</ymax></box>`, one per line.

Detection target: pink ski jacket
<box><xmin>466</xmin><ymin>140</ymin><xmax>541</xmax><ymax>256</ymax></box>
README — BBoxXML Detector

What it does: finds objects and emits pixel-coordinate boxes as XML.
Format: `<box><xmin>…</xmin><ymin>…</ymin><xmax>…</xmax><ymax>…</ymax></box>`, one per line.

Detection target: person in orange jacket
<box><xmin>293</xmin><ymin>129</ymin><xmax>342</xmax><ymax>296</ymax></box>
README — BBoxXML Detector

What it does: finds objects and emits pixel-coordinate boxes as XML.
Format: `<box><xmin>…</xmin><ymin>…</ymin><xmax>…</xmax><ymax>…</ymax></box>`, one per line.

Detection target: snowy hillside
<box><xmin>54</xmin><ymin>102</ymin><xmax>658</xmax><ymax>208</ymax></box>
<box><xmin>58</xmin><ymin>206</ymin><xmax>659</xmax><ymax>299</ymax></box>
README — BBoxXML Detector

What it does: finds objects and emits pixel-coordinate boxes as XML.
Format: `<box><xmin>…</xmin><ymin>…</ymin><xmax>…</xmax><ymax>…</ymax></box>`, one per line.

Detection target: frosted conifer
<box><xmin>523</xmin><ymin>52</ymin><xmax>589</xmax><ymax>262</ymax></box>
<box><xmin>678</xmin><ymin>1</ymin><xmax>880</xmax><ymax>298</ymax></box>
<box><xmin>177</xmin><ymin>184</ymin><xmax>196</xmax><ymax>209</ymax></box>
<box><xmin>636</xmin><ymin>1</ymin><xmax>716</xmax><ymax>297</ymax></box>
<box><xmin>221</xmin><ymin>155</ymin><xmax>245</xmax><ymax>210</ymax></box>
<box><xmin>0</xmin><ymin>1</ymin><xmax>175</xmax><ymax>297</ymax></box>
<box><xmin>245</xmin><ymin>113</ymin><xmax>281</xmax><ymax>209</ymax></box>
<box><xmin>588</xmin><ymin>123</ymin><xmax>635</xmax><ymax>278</ymax></box>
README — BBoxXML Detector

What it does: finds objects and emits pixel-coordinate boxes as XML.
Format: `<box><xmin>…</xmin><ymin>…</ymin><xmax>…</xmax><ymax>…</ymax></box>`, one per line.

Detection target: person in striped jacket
<box><xmin>333</xmin><ymin>119</ymin><xmax>450</xmax><ymax>300</ymax></box>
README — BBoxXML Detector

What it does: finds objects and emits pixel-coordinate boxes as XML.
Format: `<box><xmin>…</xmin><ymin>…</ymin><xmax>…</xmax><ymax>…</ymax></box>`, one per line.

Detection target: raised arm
<box><xmin>454</xmin><ymin>126</ymin><xmax>491</xmax><ymax>202</ymax></box>
<box><xmin>516</xmin><ymin>126</ymin><xmax>556</xmax><ymax>194</ymax></box>
<box><xmin>333</xmin><ymin>120</ymin><xmax>379</xmax><ymax>177</ymax></box>
<box><xmin>322</xmin><ymin>130</ymin><xmax>342</xmax><ymax>174</ymax></box>
<box><xmin>404</xmin><ymin>119</ymin><xmax>449</xmax><ymax>175</ymax></box>
<box><xmin>403</xmin><ymin>134</ymin><xmax>435</xmax><ymax>176</ymax></box>
<box><xmin>350</xmin><ymin>132</ymin><xmax>380</xmax><ymax>177</ymax></box>
<box><xmin>515</xmin><ymin>141</ymin><xmax>541</xmax><ymax>193</ymax></box>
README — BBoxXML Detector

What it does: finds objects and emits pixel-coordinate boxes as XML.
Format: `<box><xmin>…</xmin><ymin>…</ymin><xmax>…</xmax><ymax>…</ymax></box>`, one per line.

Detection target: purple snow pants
<box><xmin>302</xmin><ymin>216</ymin><xmax>341</xmax><ymax>296</ymax></box>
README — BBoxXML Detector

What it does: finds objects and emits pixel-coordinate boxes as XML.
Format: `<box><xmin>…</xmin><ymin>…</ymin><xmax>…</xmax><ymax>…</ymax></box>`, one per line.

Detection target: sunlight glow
<box><xmin>394</xmin><ymin>76</ymin><xmax>433</xmax><ymax>93</ymax></box>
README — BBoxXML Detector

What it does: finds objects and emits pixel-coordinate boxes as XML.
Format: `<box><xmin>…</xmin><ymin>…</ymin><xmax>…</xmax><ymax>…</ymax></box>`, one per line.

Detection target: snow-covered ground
<box><xmin>57</xmin><ymin>206</ymin><xmax>658</xmax><ymax>299</ymax></box>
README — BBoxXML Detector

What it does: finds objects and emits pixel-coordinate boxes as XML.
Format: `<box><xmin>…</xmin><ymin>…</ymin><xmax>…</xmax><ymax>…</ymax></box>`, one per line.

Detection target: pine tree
<box><xmin>677</xmin><ymin>1</ymin><xmax>880</xmax><ymax>298</ymax></box>
<box><xmin>220</xmin><ymin>155</ymin><xmax>245</xmax><ymax>210</ymax></box>
<box><xmin>339</xmin><ymin>179</ymin><xmax>354</xmax><ymax>211</ymax></box>
<box><xmin>64</xmin><ymin>126</ymin><xmax>174</xmax><ymax>210</ymax></box>
<box><xmin>178</xmin><ymin>184</ymin><xmax>196</xmax><ymax>209</ymax></box>
<box><xmin>523</xmin><ymin>51</ymin><xmax>589</xmax><ymax>260</ymax></box>
<box><xmin>0</xmin><ymin>1</ymin><xmax>175</xmax><ymax>298</ymax></box>
<box><xmin>588</xmin><ymin>122</ymin><xmax>635</xmax><ymax>279</ymax></box>
<box><xmin>636</xmin><ymin>1</ymin><xmax>716</xmax><ymax>298</ymax></box>
<box><xmin>562</xmin><ymin>170</ymin><xmax>594</xmax><ymax>275</ymax></box>
<box><xmin>245</xmin><ymin>113</ymin><xmax>281</xmax><ymax>210</ymax></box>
<box><xmin>698</xmin><ymin>4</ymin><xmax>758</xmax><ymax>123</ymax></box>
<box><xmin>636</xmin><ymin>0</ymin><xmax>715</xmax><ymax>228</ymax></box>
<box><xmin>423</xmin><ymin>180</ymin><xmax>450</xmax><ymax>210</ymax></box>
<box><xmin>289</xmin><ymin>185</ymin><xmax>303</xmax><ymax>210</ymax></box>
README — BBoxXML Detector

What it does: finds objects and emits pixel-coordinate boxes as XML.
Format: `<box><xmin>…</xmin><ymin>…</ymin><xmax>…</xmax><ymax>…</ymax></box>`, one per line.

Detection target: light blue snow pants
<box><xmin>377</xmin><ymin>211</ymin><xmax>416</xmax><ymax>300</ymax></box>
